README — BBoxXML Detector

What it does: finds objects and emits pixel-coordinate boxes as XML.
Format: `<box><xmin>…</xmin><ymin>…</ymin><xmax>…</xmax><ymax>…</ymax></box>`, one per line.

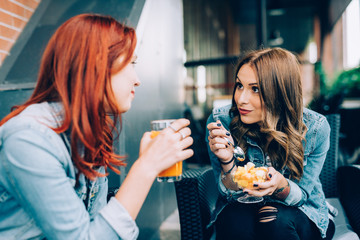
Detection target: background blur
<box><xmin>0</xmin><ymin>0</ymin><xmax>359</xmax><ymax>239</ymax></box>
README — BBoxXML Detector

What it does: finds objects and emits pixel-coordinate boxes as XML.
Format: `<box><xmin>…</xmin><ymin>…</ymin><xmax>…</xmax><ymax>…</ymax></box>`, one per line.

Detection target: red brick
<box><xmin>0</xmin><ymin>38</ymin><xmax>13</xmax><ymax>52</ymax></box>
<box><xmin>0</xmin><ymin>25</ymin><xmax>20</xmax><ymax>40</ymax></box>
<box><xmin>12</xmin><ymin>16</ymin><xmax>26</xmax><ymax>29</ymax></box>
<box><xmin>1</xmin><ymin>0</ymin><xmax>31</xmax><ymax>20</ymax></box>
<box><xmin>0</xmin><ymin>11</ymin><xmax>14</xmax><ymax>26</ymax></box>
<box><xmin>12</xmin><ymin>0</ymin><xmax>40</xmax><ymax>10</ymax></box>
<box><xmin>0</xmin><ymin>1</ymin><xmax>11</xmax><ymax>11</ymax></box>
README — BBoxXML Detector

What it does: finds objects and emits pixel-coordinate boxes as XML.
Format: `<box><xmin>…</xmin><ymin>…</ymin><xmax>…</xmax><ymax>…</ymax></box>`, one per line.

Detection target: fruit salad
<box><xmin>233</xmin><ymin>162</ymin><xmax>268</xmax><ymax>189</ymax></box>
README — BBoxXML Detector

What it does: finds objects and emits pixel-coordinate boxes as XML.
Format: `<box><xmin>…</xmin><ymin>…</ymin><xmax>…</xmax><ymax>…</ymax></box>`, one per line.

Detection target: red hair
<box><xmin>0</xmin><ymin>14</ymin><xmax>137</xmax><ymax>180</ymax></box>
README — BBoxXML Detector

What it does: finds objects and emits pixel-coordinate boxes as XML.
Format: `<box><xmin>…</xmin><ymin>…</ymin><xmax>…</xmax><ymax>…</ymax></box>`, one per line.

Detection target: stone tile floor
<box><xmin>150</xmin><ymin>209</ymin><xmax>181</xmax><ymax>240</ymax></box>
<box><xmin>150</xmin><ymin>164</ymin><xmax>210</xmax><ymax>240</ymax></box>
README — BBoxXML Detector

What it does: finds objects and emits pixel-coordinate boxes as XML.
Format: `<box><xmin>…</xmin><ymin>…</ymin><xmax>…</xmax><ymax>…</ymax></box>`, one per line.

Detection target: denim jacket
<box><xmin>0</xmin><ymin>102</ymin><xmax>139</xmax><ymax>240</ymax></box>
<box><xmin>205</xmin><ymin>104</ymin><xmax>331</xmax><ymax>238</ymax></box>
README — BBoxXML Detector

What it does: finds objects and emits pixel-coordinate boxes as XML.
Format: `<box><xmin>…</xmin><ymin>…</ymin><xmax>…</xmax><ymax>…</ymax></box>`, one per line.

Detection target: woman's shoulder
<box><xmin>1</xmin><ymin>102</ymin><xmax>61</xmax><ymax>139</ymax></box>
<box><xmin>0</xmin><ymin>102</ymin><xmax>70</xmax><ymax>168</ymax></box>
<box><xmin>208</xmin><ymin>104</ymin><xmax>232</xmax><ymax>126</ymax></box>
<box><xmin>303</xmin><ymin>108</ymin><xmax>330</xmax><ymax>152</ymax></box>
<box><xmin>303</xmin><ymin>108</ymin><xmax>329</xmax><ymax>130</ymax></box>
<box><xmin>211</xmin><ymin>104</ymin><xmax>232</xmax><ymax>116</ymax></box>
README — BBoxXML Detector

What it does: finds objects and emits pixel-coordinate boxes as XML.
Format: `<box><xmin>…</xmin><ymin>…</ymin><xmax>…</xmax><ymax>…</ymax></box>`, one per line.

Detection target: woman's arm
<box><xmin>0</xmin><ymin>119</ymin><xmax>193</xmax><ymax>239</ymax></box>
<box><xmin>1</xmin><ymin>127</ymin><xmax>125</xmax><ymax>239</ymax></box>
<box><xmin>115</xmin><ymin>118</ymin><xmax>193</xmax><ymax>219</ymax></box>
<box><xmin>247</xmin><ymin>116</ymin><xmax>330</xmax><ymax>206</ymax></box>
<box><xmin>296</xmin><ymin>116</ymin><xmax>330</xmax><ymax>201</ymax></box>
<box><xmin>205</xmin><ymin>114</ymin><xmax>241</xmax><ymax>197</ymax></box>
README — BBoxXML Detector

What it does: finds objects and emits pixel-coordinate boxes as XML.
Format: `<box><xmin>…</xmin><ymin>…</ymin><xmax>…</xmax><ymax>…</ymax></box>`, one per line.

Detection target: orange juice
<box><xmin>150</xmin><ymin>123</ymin><xmax>183</xmax><ymax>182</ymax></box>
<box><xmin>158</xmin><ymin>161</ymin><xmax>183</xmax><ymax>178</ymax></box>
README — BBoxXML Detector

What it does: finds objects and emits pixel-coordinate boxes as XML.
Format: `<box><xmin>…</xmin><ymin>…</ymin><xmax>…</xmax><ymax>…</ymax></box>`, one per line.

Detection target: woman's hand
<box><xmin>116</xmin><ymin>119</ymin><xmax>193</xmax><ymax>220</ymax></box>
<box><xmin>207</xmin><ymin>120</ymin><xmax>234</xmax><ymax>163</ymax></box>
<box><xmin>116</xmin><ymin>119</ymin><xmax>193</xmax><ymax>219</ymax></box>
<box><xmin>244</xmin><ymin>167</ymin><xmax>290</xmax><ymax>200</ymax></box>
<box><xmin>137</xmin><ymin>118</ymin><xmax>194</xmax><ymax>178</ymax></box>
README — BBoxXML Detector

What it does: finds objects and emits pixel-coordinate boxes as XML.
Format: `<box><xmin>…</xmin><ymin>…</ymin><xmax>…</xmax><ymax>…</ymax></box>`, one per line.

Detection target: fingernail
<box><xmin>226</xmin><ymin>132</ymin><xmax>230</xmax><ymax>136</ymax></box>
<box><xmin>269</xmin><ymin>174</ymin><xmax>272</xmax><ymax>178</ymax></box>
<box><xmin>217</xmin><ymin>123</ymin><xmax>221</xmax><ymax>127</ymax></box>
<box><xmin>253</xmin><ymin>183</ymin><xmax>258</xmax><ymax>187</ymax></box>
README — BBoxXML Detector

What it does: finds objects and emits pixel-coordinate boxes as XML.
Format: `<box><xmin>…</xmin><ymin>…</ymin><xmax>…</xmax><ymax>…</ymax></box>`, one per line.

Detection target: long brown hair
<box><xmin>0</xmin><ymin>14</ymin><xmax>137</xmax><ymax>180</ymax></box>
<box><xmin>230</xmin><ymin>48</ymin><xmax>307</xmax><ymax>180</ymax></box>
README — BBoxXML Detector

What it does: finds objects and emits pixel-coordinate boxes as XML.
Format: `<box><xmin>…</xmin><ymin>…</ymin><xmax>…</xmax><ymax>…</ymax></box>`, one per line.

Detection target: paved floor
<box><xmin>150</xmin><ymin>209</ymin><xmax>181</xmax><ymax>240</ymax></box>
<box><xmin>150</xmin><ymin>163</ymin><xmax>210</xmax><ymax>240</ymax></box>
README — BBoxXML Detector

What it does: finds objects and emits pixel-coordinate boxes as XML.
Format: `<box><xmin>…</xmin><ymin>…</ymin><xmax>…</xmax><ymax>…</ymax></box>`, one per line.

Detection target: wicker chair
<box><xmin>320</xmin><ymin>114</ymin><xmax>359</xmax><ymax>239</ymax></box>
<box><xmin>174</xmin><ymin>114</ymin><xmax>359</xmax><ymax>240</ymax></box>
<box><xmin>338</xmin><ymin>165</ymin><xmax>360</xmax><ymax>237</ymax></box>
<box><xmin>174</xmin><ymin>167</ymin><xmax>218</xmax><ymax>239</ymax></box>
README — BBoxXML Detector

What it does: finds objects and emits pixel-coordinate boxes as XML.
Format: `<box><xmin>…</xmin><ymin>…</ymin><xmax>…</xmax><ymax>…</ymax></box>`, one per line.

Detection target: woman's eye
<box><xmin>235</xmin><ymin>82</ymin><xmax>243</xmax><ymax>89</ymax></box>
<box><xmin>252</xmin><ymin>86</ymin><xmax>259</xmax><ymax>93</ymax></box>
<box><xmin>131</xmin><ymin>55</ymin><xmax>138</xmax><ymax>65</ymax></box>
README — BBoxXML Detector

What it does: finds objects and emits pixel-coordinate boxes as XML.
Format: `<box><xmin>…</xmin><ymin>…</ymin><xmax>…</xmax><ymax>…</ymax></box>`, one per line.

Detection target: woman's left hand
<box><xmin>243</xmin><ymin>167</ymin><xmax>290</xmax><ymax>200</ymax></box>
<box><xmin>137</xmin><ymin>118</ymin><xmax>193</xmax><ymax>177</ymax></box>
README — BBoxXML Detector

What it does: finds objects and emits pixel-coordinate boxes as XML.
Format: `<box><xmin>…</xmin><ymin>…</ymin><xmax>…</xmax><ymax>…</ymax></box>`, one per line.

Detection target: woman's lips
<box><xmin>239</xmin><ymin>108</ymin><xmax>252</xmax><ymax>115</ymax></box>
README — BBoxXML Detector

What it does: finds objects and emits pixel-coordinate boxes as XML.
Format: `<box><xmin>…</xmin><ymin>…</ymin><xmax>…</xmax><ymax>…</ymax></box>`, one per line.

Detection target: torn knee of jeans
<box><xmin>258</xmin><ymin>206</ymin><xmax>278</xmax><ymax>223</ymax></box>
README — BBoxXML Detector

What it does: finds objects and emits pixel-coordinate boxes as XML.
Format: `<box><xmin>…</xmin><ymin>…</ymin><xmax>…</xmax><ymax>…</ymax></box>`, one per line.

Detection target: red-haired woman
<box><xmin>0</xmin><ymin>14</ymin><xmax>193</xmax><ymax>239</ymax></box>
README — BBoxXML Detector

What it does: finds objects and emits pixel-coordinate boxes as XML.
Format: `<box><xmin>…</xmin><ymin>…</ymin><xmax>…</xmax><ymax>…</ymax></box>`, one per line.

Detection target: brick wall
<box><xmin>0</xmin><ymin>0</ymin><xmax>41</xmax><ymax>66</ymax></box>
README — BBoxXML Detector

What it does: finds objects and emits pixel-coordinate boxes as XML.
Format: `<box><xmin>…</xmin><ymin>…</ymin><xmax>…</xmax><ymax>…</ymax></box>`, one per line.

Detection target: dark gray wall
<box><xmin>117</xmin><ymin>0</ymin><xmax>185</xmax><ymax>238</ymax></box>
<box><xmin>0</xmin><ymin>0</ymin><xmax>184</xmax><ymax>239</ymax></box>
<box><xmin>0</xmin><ymin>0</ymin><xmax>146</xmax><ymax>117</ymax></box>
<box><xmin>122</xmin><ymin>0</ymin><xmax>185</xmax><ymax>238</ymax></box>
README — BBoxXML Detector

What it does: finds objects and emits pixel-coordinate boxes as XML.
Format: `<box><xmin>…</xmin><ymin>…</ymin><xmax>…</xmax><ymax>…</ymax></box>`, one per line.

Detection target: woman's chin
<box><xmin>240</xmin><ymin>116</ymin><xmax>262</xmax><ymax>125</ymax></box>
<box><xmin>119</xmin><ymin>104</ymin><xmax>132</xmax><ymax>113</ymax></box>
<box><xmin>240</xmin><ymin>116</ymin><xmax>252</xmax><ymax>124</ymax></box>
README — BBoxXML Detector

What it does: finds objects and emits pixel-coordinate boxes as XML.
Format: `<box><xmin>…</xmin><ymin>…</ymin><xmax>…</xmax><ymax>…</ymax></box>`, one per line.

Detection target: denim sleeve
<box><xmin>284</xmin><ymin>116</ymin><xmax>330</xmax><ymax>206</ymax></box>
<box><xmin>205</xmin><ymin>114</ymin><xmax>242</xmax><ymax>202</ymax></box>
<box><xmin>0</xmin><ymin>128</ymin><xmax>138</xmax><ymax>240</ymax></box>
<box><xmin>99</xmin><ymin>198</ymin><xmax>139</xmax><ymax>239</ymax></box>
<box><xmin>283</xmin><ymin>179</ymin><xmax>303</xmax><ymax>205</ymax></box>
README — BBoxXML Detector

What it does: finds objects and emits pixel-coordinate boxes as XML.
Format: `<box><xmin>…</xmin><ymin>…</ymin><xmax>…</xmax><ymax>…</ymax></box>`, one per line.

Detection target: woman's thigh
<box><xmin>215</xmin><ymin>202</ymin><xmax>258</xmax><ymax>240</ymax></box>
<box><xmin>256</xmin><ymin>203</ymin><xmax>322</xmax><ymax>240</ymax></box>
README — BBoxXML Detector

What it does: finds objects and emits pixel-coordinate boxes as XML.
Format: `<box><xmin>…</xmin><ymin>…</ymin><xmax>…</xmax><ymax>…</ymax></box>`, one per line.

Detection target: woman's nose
<box><xmin>134</xmin><ymin>73</ymin><xmax>141</xmax><ymax>86</ymax></box>
<box><xmin>237</xmin><ymin>90</ymin><xmax>250</xmax><ymax>104</ymax></box>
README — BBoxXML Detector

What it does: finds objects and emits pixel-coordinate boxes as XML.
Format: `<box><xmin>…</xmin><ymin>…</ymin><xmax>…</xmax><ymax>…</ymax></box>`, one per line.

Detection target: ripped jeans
<box><xmin>215</xmin><ymin>202</ymin><xmax>335</xmax><ymax>240</ymax></box>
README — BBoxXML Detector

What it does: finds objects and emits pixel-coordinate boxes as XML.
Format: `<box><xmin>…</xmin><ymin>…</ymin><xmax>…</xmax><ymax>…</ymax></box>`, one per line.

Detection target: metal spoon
<box><xmin>225</xmin><ymin>138</ymin><xmax>245</xmax><ymax>162</ymax></box>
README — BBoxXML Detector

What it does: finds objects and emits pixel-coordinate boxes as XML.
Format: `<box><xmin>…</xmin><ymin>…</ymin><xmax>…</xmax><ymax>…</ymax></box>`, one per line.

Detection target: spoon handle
<box><xmin>225</xmin><ymin>137</ymin><xmax>235</xmax><ymax>148</ymax></box>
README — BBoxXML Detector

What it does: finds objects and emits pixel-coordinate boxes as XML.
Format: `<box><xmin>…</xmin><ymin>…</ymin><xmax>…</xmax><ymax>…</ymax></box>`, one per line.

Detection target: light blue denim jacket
<box><xmin>0</xmin><ymin>102</ymin><xmax>139</xmax><ymax>240</ymax></box>
<box><xmin>205</xmin><ymin>104</ymin><xmax>331</xmax><ymax>238</ymax></box>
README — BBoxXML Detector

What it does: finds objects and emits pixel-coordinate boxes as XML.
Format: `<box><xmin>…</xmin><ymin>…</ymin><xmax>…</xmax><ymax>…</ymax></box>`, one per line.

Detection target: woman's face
<box><xmin>110</xmin><ymin>55</ymin><xmax>140</xmax><ymax>113</ymax></box>
<box><xmin>234</xmin><ymin>64</ymin><xmax>264</xmax><ymax>124</ymax></box>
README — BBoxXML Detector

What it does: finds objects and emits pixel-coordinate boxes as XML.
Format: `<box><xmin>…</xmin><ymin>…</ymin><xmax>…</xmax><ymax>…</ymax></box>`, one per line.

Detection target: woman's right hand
<box><xmin>116</xmin><ymin>119</ymin><xmax>193</xmax><ymax>219</ymax></box>
<box><xmin>207</xmin><ymin>120</ymin><xmax>234</xmax><ymax>163</ymax></box>
<box><xmin>137</xmin><ymin>118</ymin><xmax>194</xmax><ymax>178</ymax></box>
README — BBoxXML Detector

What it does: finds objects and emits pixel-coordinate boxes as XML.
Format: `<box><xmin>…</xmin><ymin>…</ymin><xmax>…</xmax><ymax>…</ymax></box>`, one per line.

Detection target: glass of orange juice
<box><xmin>150</xmin><ymin>119</ymin><xmax>183</xmax><ymax>182</ymax></box>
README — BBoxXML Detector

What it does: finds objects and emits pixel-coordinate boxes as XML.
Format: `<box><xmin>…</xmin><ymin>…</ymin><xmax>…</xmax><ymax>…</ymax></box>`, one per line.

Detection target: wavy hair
<box><xmin>229</xmin><ymin>48</ymin><xmax>307</xmax><ymax>180</ymax></box>
<box><xmin>0</xmin><ymin>14</ymin><xmax>137</xmax><ymax>180</ymax></box>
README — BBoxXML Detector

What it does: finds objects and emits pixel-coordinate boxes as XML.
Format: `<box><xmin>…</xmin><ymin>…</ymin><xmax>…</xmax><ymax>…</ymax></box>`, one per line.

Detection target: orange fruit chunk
<box><xmin>233</xmin><ymin>162</ymin><xmax>268</xmax><ymax>189</ymax></box>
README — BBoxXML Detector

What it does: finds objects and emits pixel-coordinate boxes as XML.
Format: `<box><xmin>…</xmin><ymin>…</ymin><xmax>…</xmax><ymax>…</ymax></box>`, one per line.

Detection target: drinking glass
<box><xmin>150</xmin><ymin>119</ymin><xmax>183</xmax><ymax>182</ymax></box>
<box><xmin>237</xmin><ymin>192</ymin><xmax>264</xmax><ymax>204</ymax></box>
